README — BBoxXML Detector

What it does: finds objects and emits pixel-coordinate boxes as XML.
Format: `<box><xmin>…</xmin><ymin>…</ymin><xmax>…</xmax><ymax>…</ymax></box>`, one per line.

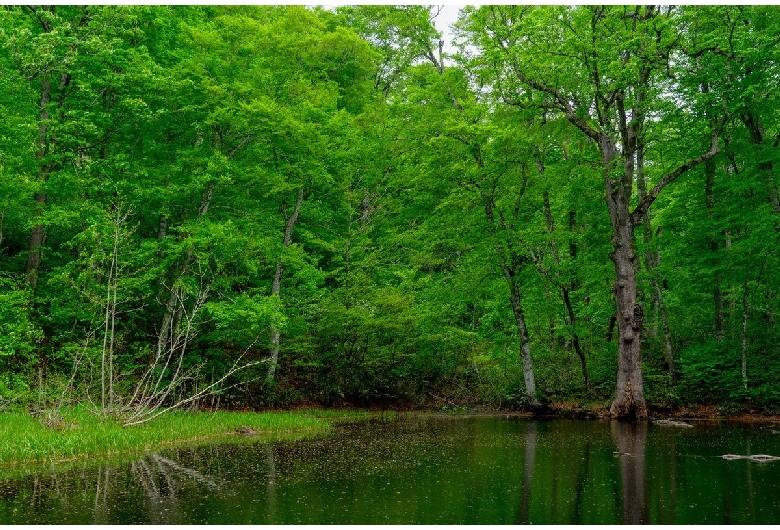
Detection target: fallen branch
<box><xmin>721</xmin><ymin>454</ymin><xmax>780</xmax><ymax>462</ymax></box>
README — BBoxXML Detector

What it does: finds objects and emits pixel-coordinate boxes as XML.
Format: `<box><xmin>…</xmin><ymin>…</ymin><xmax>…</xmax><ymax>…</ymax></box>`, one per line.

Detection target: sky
<box><xmin>432</xmin><ymin>4</ymin><xmax>466</xmax><ymax>54</ymax></box>
<box><xmin>319</xmin><ymin>3</ymin><xmax>475</xmax><ymax>55</ymax></box>
<box><xmin>433</xmin><ymin>4</ymin><xmax>466</xmax><ymax>36</ymax></box>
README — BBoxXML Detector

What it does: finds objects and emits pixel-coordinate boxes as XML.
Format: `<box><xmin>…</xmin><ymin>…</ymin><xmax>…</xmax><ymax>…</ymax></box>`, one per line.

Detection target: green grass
<box><xmin>0</xmin><ymin>406</ymin><xmax>370</xmax><ymax>474</ymax></box>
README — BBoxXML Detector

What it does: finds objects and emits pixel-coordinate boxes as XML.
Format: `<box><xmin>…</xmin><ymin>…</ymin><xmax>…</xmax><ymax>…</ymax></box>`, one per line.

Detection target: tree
<box><xmin>460</xmin><ymin>6</ymin><xmax>729</xmax><ymax>418</ymax></box>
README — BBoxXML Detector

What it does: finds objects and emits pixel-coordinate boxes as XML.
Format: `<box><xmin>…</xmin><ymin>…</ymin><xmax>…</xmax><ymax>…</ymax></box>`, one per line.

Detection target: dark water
<box><xmin>2</xmin><ymin>416</ymin><xmax>780</xmax><ymax>524</ymax></box>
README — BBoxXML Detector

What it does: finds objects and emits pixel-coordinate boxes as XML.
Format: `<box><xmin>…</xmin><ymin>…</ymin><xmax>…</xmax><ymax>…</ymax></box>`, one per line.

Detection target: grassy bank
<box><xmin>0</xmin><ymin>406</ymin><xmax>369</xmax><ymax>471</ymax></box>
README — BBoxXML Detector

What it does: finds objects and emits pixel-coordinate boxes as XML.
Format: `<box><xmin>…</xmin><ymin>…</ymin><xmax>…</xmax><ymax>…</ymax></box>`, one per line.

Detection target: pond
<box><xmin>2</xmin><ymin>415</ymin><xmax>780</xmax><ymax>524</ymax></box>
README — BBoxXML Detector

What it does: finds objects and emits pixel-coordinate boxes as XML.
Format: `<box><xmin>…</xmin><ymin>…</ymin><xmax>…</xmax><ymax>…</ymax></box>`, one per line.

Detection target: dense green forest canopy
<box><xmin>1</xmin><ymin>5</ymin><xmax>779</xmax><ymax>420</ymax></box>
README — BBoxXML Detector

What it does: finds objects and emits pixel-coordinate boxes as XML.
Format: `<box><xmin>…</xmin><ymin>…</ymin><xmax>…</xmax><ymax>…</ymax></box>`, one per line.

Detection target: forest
<box><xmin>1</xmin><ymin>5</ymin><xmax>779</xmax><ymax>422</ymax></box>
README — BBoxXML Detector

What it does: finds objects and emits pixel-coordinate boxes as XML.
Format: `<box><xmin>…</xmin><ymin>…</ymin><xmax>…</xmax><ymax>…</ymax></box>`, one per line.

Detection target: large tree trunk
<box><xmin>608</xmin><ymin>216</ymin><xmax>647</xmax><ymax>419</ymax></box>
<box><xmin>604</xmin><ymin>133</ymin><xmax>648</xmax><ymax>420</ymax></box>
<box><xmin>605</xmin><ymin>125</ymin><xmax>720</xmax><ymax>419</ymax></box>
<box><xmin>489</xmin><ymin>4</ymin><xmax>723</xmax><ymax>420</ymax></box>
<box><xmin>266</xmin><ymin>186</ymin><xmax>305</xmax><ymax>383</ymax></box>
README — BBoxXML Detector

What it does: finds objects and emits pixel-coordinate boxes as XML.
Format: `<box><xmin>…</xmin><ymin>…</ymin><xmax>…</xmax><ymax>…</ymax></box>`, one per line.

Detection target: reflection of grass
<box><xmin>0</xmin><ymin>406</ymin><xmax>370</xmax><ymax>476</ymax></box>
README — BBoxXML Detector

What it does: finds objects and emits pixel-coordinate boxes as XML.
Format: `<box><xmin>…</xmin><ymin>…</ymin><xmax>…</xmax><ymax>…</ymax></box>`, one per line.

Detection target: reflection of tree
<box><xmin>611</xmin><ymin>421</ymin><xmax>647</xmax><ymax>524</ymax></box>
<box><xmin>266</xmin><ymin>445</ymin><xmax>277</xmax><ymax>521</ymax></box>
<box><xmin>662</xmin><ymin>433</ymin><xmax>678</xmax><ymax>524</ymax></box>
<box><xmin>93</xmin><ymin>465</ymin><xmax>111</xmax><ymax>524</ymax></box>
<box><xmin>129</xmin><ymin>453</ymin><xmax>219</xmax><ymax>524</ymax></box>
<box><xmin>745</xmin><ymin>439</ymin><xmax>756</xmax><ymax>525</ymax></box>
<box><xmin>516</xmin><ymin>421</ymin><xmax>537</xmax><ymax>524</ymax></box>
<box><xmin>572</xmin><ymin>435</ymin><xmax>591</xmax><ymax>523</ymax></box>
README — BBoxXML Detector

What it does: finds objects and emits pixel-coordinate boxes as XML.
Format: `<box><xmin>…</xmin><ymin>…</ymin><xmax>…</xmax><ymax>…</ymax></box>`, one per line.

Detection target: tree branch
<box><xmin>512</xmin><ymin>65</ymin><xmax>602</xmax><ymax>143</ymax></box>
<box><xmin>631</xmin><ymin>115</ymin><xmax>729</xmax><ymax>226</ymax></box>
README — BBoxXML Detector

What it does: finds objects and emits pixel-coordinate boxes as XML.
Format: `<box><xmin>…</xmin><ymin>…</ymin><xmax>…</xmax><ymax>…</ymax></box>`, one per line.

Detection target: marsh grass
<box><xmin>0</xmin><ymin>406</ymin><xmax>371</xmax><ymax>474</ymax></box>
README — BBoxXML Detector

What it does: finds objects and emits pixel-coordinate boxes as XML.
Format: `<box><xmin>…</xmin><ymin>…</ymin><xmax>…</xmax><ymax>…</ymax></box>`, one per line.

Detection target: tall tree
<box><xmin>460</xmin><ymin>5</ymin><xmax>729</xmax><ymax>418</ymax></box>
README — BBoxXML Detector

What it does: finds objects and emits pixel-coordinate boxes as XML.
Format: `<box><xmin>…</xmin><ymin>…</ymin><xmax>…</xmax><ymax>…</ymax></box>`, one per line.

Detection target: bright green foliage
<box><xmin>1</xmin><ymin>5</ymin><xmax>779</xmax><ymax>415</ymax></box>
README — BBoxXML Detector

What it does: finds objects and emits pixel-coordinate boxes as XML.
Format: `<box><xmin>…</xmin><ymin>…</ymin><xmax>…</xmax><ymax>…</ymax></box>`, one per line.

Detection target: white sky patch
<box><xmin>432</xmin><ymin>4</ymin><xmax>468</xmax><ymax>55</ymax></box>
<box><xmin>318</xmin><ymin>3</ymin><xmax>477</xmax><ymax>55</ymax></box>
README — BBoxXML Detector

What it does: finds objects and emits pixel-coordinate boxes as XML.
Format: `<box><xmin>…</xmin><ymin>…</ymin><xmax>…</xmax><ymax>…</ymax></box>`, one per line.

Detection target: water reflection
<box><xmin>516</xmin><ymin>420</ymin><xmax>536</xmax><ymax>524</ymax></box>
<box><xmin>93</xmin><ymin>466</ymin><xmax>111</xmax><ymax>524</ymax></box>
<box><xmin>2</xmin><ymin>417</ymin><xmax>780</xmax><ymax>524</ymax></box>
<box><xmin>129</xmin><ymin>453</ymin><xmax>218</xmax><ymax>524</ymax></box>
<box><xmin>265</xmin><ymin>445</ymin><xmax>276</xmax><ymax>522</ymax></box>
<box><xmin>611</xmin><ymin>421</ymin><xmax>647</xmax><ymax>524</ymax></box>
<box><xmin>572</xmin><ymin>429</ymin><xmax>591</xmax><ymax>523</ymax></box>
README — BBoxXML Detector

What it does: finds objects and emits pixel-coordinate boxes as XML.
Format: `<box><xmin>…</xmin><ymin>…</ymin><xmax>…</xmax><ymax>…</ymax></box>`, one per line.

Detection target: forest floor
<box><xmin>661</xmin><ymin>405</ymin><xmax>780</xmax><ymax>423</ymax></box>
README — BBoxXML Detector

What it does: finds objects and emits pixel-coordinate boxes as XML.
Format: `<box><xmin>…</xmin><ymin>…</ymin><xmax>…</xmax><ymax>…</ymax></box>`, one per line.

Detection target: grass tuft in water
<box><xmin>0</xmin><ymin>405</ymin><xmax>356</xmax><ymax>470</ymax></box>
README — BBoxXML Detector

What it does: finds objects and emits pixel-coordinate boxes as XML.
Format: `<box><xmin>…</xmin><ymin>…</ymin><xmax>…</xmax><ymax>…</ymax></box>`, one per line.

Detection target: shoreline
<box><xmin>2</xmin><ymin>403</ymin><xmax>776</xmax><ymax>477</ymax></box>
<box><xmin>274</xmin><ymin>401</ymin><xmax>780</xmax><ymax>423</ymax></box>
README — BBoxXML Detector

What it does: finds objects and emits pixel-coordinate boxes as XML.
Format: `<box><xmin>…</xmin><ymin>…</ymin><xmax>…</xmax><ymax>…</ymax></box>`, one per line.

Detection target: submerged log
<box><xmin>748</xmin><ymin>454</ymin><xmax>780</xmax><ymax>462</ymax></box>
<box><xmin>721</xmin><ymin>454</ymin><xmax>780</xmax><ymax>462</ymax></box>
<box><xmin>653</xmin><ymin>419</ymin><xmax>693</xmax><ymax>428</ymax></box>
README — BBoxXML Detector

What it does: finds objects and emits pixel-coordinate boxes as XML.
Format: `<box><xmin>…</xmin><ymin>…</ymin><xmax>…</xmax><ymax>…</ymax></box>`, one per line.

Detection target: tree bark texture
<box><xmin>598</xmin><ymin>130</ymin><xmax>647</xmax><ymax>420</ymax></box>
<box><xmin>607</xmin><ymin>199</ymin><xmax>647</xmax><ymax>419</ymax></box>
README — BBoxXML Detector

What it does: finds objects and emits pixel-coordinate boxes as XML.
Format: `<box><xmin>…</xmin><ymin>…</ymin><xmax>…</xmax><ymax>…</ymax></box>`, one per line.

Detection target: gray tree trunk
<box><xmin>599</xmin><ymin>130</ymin><xmax>648</xmax><ymax>420</ymax></box>
<box><xmin>266</xmin><ymin>186</ymin><xmax>305</xmax><ymax>383</ymax></box>
<box><xmin>502</xmin><ymin>267</ymin><xmax>538</xmax><ymax>405</ymax></box>
<box><xmin>424</xmin><ymin>31</ymin><xmax>540</xmax><ymax>403</ymax></box>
